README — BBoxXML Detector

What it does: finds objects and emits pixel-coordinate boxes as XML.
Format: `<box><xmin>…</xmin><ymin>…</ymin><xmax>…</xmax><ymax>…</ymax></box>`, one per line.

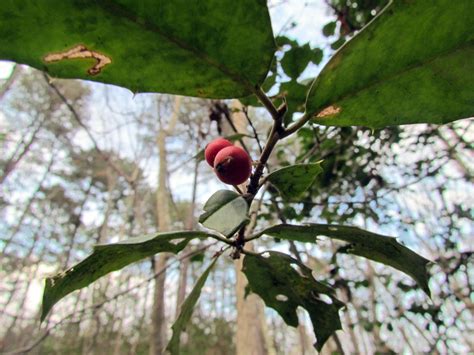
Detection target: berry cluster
<box><xmin>204</xmin><ymin>138</ymin><xmax>252</xmax><ymax>185</ymax></box>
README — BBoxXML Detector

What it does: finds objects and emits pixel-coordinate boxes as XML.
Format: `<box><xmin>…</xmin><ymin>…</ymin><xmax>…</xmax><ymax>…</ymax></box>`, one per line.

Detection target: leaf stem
<box><xmin>207</xmin><ymin>232</ymin><xmax>234</xmax><ymax>246</ymax></box>
<box><xmin>254</xmin><ymin>86</ymin><xmax>280</xmax><ymax>121</ymax></box>
<box><xmin>244</xmin><ymin>231</ymin><xmax>263</xmax><ymax>243</ymax></box>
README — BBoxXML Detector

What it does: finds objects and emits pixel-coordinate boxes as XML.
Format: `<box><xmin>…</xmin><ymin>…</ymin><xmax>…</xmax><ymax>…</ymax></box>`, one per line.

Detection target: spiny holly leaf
<box><xmin>255</xmin><ymin>224</ymin><xmax>432</xmax><ymax>295</ymax></box>
<box><xmin>0</xmin><ymin>1</ymin><xmax>275</xmax><ymax>98</ymax></box>
<box><xmin>266</xmin><ymin>163</ymin><xmax>323</xmax><ymax>200</ymax></box>
<box><xmin>167</xmin><ymin>257</ymin><xmax>218</xmax><ymax>355</ymax></box>
<box><xmin>41</xmin><ymin>231</ymin><xmax>210</xmax><ymax>321</ymax></box>
<box><xmin>199</xmin><ymin>190</ymin><xmax>249</xmax><ymax>237</ymax></box>
<box><xmin>243</xmin><ymin>251</ymin><xmax>344</xmax><ymax>351</ymax></box>
<box><xmin>306</xmin><ymin>0</ymin><xmax>474</xmax><ymax>128</ymax></box>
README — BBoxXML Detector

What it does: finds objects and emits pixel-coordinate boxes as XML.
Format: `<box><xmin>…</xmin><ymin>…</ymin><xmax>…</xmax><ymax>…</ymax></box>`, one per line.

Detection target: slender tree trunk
<box><xmin>175</xmin><ymin>157</ymin><xmax>199</xmax><ymax>317</ymax></box>
<box><xmin>235</xmin><ymin>245</ymin><xmax>272</xmax><ymax>355</ymax></box>
<box><xmin>226</xmin><ymin>100</ymin><xmax>272</xmax><ymax>355</ymax></box>
<box><xmin>149</xmin><ymin>96</ymin><xmax>181</xmax><ymax>355</ymax></box>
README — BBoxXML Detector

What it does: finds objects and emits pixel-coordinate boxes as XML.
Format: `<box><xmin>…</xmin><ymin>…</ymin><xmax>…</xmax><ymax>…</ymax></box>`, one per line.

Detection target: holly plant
<box><xmin>1</xmin><ymin>0</ymin><xmax>472</xmax><ymax>352</ymax></box>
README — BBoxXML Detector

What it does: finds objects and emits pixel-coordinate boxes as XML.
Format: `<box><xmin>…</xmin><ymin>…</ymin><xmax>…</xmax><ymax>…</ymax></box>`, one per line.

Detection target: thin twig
<box><xmin>242</xmin><ymin>106</ymin><xmax>263</xmax><ymax>154</ymax></box>
<box><xmin>43</xmin><ymin>73</ymin><xmax>134</xmax><ymax>184</ymax></box>
<box><xmin>254</xmin><ymin>86</ymin><xmax>280</xmax><ymax>121</ymax></box>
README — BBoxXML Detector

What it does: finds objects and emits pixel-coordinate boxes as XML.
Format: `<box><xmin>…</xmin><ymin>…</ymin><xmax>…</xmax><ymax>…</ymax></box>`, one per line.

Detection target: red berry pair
<box><xmin>205</xmin><ymin>138</ymin><xmax>252</xmax><ymax>185</ymax></box>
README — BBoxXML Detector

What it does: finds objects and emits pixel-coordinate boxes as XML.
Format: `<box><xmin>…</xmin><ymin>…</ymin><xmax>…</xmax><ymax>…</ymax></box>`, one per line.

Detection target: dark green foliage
<box><xmin>255</xmin><ymin>224</ymin><xmax>431</xmax><ymax>295</ymax></box>
<box><xmin>322</xmin><ymin>21</ymin><xmax>337</xmax><ymax>37</ymax></box>
<box><xmin>266</xmin><ymin>163</ymin><xmax>323</xmax><ymax>200</ymax></box>
<box><xmin>281</xmin><ymin>43</ymin><xmax>323</xmax><ymax>80</ymax></box>
<box><xmin>306</xmin><ymin>0</ymin><xmax>474</xmax><ymax>128</ymax></box>
<box><xmin>243</xmin><ymin>251</ymin><xmax>344</xmax><ymax>351</ymax></box>
<box><xmin>0</xmin><ymin>0</ymin><xmax>275</xmax><ymax>98</ymax></box>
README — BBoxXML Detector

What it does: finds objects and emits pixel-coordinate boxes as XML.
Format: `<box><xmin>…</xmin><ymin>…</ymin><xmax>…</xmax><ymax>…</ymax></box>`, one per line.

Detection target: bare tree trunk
<box><xmin>83</xmin><ymin>171</ymin><xmax>127</xmax><ymax>355</ymax></box>
<box><xmin>227</xmin><ymin>100</ymin><xmax>272</xmax><ymax>355</ymax></box>
<box><xmin>149</xmin><ymin>96</ymin><xmax>181</xmax><ymax>355</ymax></box>
<box><xmin>235</xmin><ymin>244</ymin><xmax>272</xmax><ymax>355</ymax></box>
<box><xmin>296</xmin><ymin>314</ymin><xmax>313</xmax><ymax>355</ymax></box>
<box><xmin>175</xmin><ymin>157</ymin><xmax>199</xmax><ymax>317</ymax></box>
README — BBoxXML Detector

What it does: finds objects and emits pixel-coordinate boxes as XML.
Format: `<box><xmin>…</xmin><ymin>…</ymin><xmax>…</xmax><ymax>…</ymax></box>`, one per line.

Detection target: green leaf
<box><xmin>266</xmin><ymin>163</ymin><xmax>323</xmax><ymax>200</ymax></box>
<box><xmin>306</xmin><ymin>1</ymin><xmax>474</xmax><ymax>128</ymax></box>
<box><xmin>276</xmin><ymin>35</ymin><xmax>299</xmax><ymax>48</ymax></box>
<box><xmin>281</xmin><ymin>43</ymin><xmax>313</xmax><ymax>79</ymax></box>
<box><xmin>322</xmin><ymin>22</ymin><xmax>337</xmax><ymax>37</ymax></box>
<box><xmin>41</xmin><ymin>231</ymin><xmax>209</xmax><ymax>321</ymax></box>
<box><xmin>330</xmin><ymin>38</ymin><xmax>346</xmax><ymax>51</ymax></box>
<box><xmin>0</xmin><ymin>1</ymin><xmax>275</xmax><ymax>99</ymax></box>
<box><xmin>199</xmin><ymin>190</ymin><xmax>249</xmax><ymax>237</ymax></box>
<box><xmin>255</xmin><ymin>224</ymin><xmax>431</xmax><ymax>295</ymax></box>
<box><xmin>279</xmin><ymin>81</ymin><xmax>309</xmax><ymax>125</ymax></box>
<box><xmin>167</xmin><ymin>257</ymin><xmax>218</xmax><ymax>355</ymax></box>
<box><xmin>243</xmin><ymin>251</ymin><xmax>344</xmax><ymax>351</ymax></box>
<box><xmin>189</xmin><ymin>253</ymin><xmax>205</xmax><ymax>263</ymax></box>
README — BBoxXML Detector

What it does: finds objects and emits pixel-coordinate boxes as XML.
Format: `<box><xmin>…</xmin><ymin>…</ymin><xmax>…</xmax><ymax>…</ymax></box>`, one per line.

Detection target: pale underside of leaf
<box><xmin>199</xmin><ymin>190</ymin><xmax>249</xmax><ymax>237</ymax></box>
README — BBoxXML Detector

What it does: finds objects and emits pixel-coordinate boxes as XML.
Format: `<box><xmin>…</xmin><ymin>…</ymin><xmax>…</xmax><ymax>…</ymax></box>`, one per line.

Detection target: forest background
<box><xmin>0</xmin><ymin>1</ymin><xmax>472</xmax><ymax>354</ymax></box>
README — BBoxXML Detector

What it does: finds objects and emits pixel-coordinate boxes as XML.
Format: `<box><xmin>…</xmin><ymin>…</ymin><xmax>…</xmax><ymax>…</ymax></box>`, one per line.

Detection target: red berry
<box><xmin>204</xmin><ymin>138</ymin><xmax>233</xmax><ymax>167</ymax></box>
<box><xmin>214</xmin><ymin>146</ymin><xmax>252</xmax><ymax>185</ymax></box>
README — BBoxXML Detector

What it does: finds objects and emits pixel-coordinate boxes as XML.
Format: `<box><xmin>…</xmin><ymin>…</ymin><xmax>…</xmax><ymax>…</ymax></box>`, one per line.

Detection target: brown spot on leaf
<box><xmin>44</xmin><ymin>45</ymin><xmax>111</xmax><ymax>76</ymax></box>
<box><xmin>315</xmin><ymin>105</ymin><xmax>341</xmax><ymax>118</ymax></box>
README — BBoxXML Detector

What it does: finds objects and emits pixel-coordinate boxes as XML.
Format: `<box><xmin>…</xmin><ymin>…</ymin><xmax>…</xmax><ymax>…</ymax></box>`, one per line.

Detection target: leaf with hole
<box><xmin>266</xmin><ymin>163</ymin><xmax>323</xmax><ymax>200</ymax></box>
<box><xmin>199</xmin><ymin>190</ymin><xmax>249</xmax><ymax>237</ymax></box>
<box><xmin>255</xmin><ymin>224</ymin><xmax>432</xmax><ymax>295</ymax></box>
<box><xmin>167</xmin><ymin>257</ymin><xmax>218</xmax><ymax>355</ymax></box>
<box><xmin>0</xmin><ymin>0</ymin><xmax>275</xmax><ymax>98</ymax></box>
<box><xmin>41</xmin><ymin>231</ymin><xmax>209</xmax><ymax>321</ymax></box>
<box><xmin>243</xmin><ymin>251</ymin><xmax>344</xmax><ymax>351</ymax></box>
<box><xmin>306</xmin><ymin>0</ymin><xmax>474</xmax><ymax>128</ymax></box>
